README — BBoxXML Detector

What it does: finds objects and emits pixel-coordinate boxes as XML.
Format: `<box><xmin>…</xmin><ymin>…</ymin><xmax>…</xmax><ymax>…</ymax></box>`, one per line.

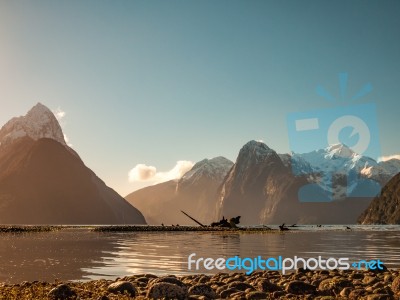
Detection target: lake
<box><xmin>0</xmin><ymin>225</ymin><xmax>399</xmax><ymax>283</ymax></box>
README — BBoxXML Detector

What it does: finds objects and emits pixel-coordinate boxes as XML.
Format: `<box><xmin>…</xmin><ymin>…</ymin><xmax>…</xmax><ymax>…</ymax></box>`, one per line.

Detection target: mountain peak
<box><xmin>0</xmin><ymin>103</ymin><xmax>66</xmax><ymax>147</ymax></box>
<box><xmin>326</xmin><ymin>143</ymin><xmax>355</xmax><ymax>158</ymax></box>
<box><xmin>242</xmin><ymin>140</ymin><xmax>271</xmax><ymax>150</ymax></box>
<box><xmin>238</xmin><ymin>140</ymin><xmax>277</xmax><ymax>162</ymax></box>
<box><xmin>28</xmin><ymin>102</ymin><xmax>52</xmax><ymax>115</ymax></box>
<box><xmin>180</xmin><ymin>156</ymin><xmax>233</xmax><ymax>184</ymax></box>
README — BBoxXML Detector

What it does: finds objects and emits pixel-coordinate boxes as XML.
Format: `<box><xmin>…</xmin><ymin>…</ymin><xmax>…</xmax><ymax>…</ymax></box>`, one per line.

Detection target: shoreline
<box><xmin>1</xmin><ymin>269</ymin><xmax>399</xmax><ymax>299</ymax></box>
<box><xmin>1</xmin><ymin>224</ymin><xmax>393</xmax><ymax>233</ymax></box>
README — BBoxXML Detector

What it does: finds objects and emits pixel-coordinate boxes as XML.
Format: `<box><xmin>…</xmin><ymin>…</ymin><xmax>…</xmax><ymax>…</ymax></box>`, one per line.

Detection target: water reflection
<box><xmin>0</xmin><ymin>229</ymin><xmax>118</xmax><ymax>283</ymax></box>
<box><xmin>0</xmin><ymin>228</ymin><xmax>400</xmax><ymax>283</ymax></box>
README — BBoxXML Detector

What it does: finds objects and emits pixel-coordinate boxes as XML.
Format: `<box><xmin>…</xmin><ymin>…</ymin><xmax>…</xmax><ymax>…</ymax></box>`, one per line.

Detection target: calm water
<box><xmin>0</xmin><ymin>225</ymin><xmax>400</xmax><ymax>283</ymax></box>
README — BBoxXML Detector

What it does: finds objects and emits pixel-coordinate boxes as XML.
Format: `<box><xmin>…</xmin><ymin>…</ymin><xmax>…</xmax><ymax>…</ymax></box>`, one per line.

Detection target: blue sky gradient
<box><xmin>1</xmin><ymin>0</ymin><xmax>399</xmax><ymax>195</ymax></box>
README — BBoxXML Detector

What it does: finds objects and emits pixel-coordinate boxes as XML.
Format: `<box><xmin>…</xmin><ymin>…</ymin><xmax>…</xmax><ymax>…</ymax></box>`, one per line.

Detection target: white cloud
<box><xmin>54</xmin><ymin>108</ymin><xmax>66</xmax><ymax>120</ymax></box>
<box><xmin>52</xmin><ymin>107</ymin><xmax>73</xmax><ymax>147</ymax></box>
<box><xmin>128</xmin><ymin>164</ymin><xmax>157</xmax><ymax>181</ymax></box>
<box><xmin>128</xmin><ymin>160</ymin><xmax>194</xmax><ymax>183</ymax></box>
<box><xmin>378</xmin><ymin>154</ymin><xmax>400</xmax><ymax>162</ymax></box>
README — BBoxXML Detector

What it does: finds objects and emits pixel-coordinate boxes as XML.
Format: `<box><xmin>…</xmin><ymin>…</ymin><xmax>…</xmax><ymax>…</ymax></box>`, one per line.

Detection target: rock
<box><xmin>149</xmin><ymin>276</ymin><xmax>186</xmax><ymax>289</ymax></box>
<box><xmin>257</xmin><ymin>279</ymin><xmax>280</xmax><ymax>292</ymax></box>
<box><xmin>197</xmin><ymin>276</ymin><xmax>211</xmax><ymax>284</ymax></box>
<box><xmin>188</xmin><ymin>284</ymin><xmax>216</xmax><ymax>299</ymax></box>
<box><xmin>147</xmin><ymin>282</ymin><xmax>188</xmax><ymax>300</ymax></box>
<box><xmin>363</xmin><ymin>276</ymin><xmax>379</xmax><ymax>285</ymax></box>
<box><xmin>370</xmin><ymin>264</ymin><xmax>388</xmax><ymax>273</ymax></box>
<box><xmin>230</xmin><ymin>291</ymin><xmax>246</xmax><ymax>300</ymax></box>
<box><xmin>245</xmin><ymin>291</ymin><xmax>268</xmax><ymax>299</ymax></box>
<box><xmin>188</xmin><ymin>296</ymin><xmax>207</xmax><ymax>300</ymax></box>
<box><xmin>285</xmin><ymin>280</ymin><xmax>316</xmax><ymax>295</ymax></box>
<box><xmin>135</xmin><ymin>277</ymin><xmax>150</xmax><ymax>283</ymax></box>
<box><xmin>351</xmin><ymin>272</ymin><xmax>365</xmax><ymax>280</ymax></box>
<box><xmin>348</xmin><ymin>288</ymin><xmax>366</xmax><ymax>299</ymax></box>
<box><xmin>384</xmin><ymin>274</ymin><xmax>393</xmax><ymax>282</ymax></box>
<box><xmin>318</xmin><ymin>278</ymin><xmax>353</xmax><ymax>295</ymax></box>
<box><xmin>107</xmin><ymin>281</ymin><xmax>136</xmax><ymax>296</ymax></box>
<box><xmin>219</xmin><ymin>288</ymin><xmax>240</xmax><ymax>298</ymax></box>
<box><xmin>271</xmin><ymin>290</ymin><xmax>286</xmax><ymax>298</ymax></box>
<box><xmin>228</xmin><ymin>281</ymin><xmax>254</xmax><ymax>292</ymax></box>
<box><xmin>366</xmin><ymin>294</ymin><xmax>393</xmax><ymax>300</ymax></box>
<box><xmin>339</xmin><ymin>287</ymin><xmax>353</xmax><ymax>297</ymax></box>
<box><xmin>391</xmin><ymin>276</ymin><xmax>400</xmax><ymax>294</ymax></box>
<box><xmin>48</xmin><ymin>284</ymin><xmax>76</xmax><ymax>300</ymax></box>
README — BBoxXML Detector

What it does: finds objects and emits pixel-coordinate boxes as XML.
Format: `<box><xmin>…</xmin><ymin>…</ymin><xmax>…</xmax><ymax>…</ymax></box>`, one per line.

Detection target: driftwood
<box><xmin>279</xmin><ymin>223</ymin><xmax>290</xmax><ymax>231</ymax></box>
<box><xmin>180</xmin><ymin>210</ymin><xmax>206</xmax><ymax>227</ymax></box>
<box><xmin>211</xmin><ymin>216</ymin><xmax>241</xmax><ymax>228</ymax></box>
<box><xmin>180</xmin><ymin>211</ymin><xmax>241</xmax><ymax>229</ymax></box>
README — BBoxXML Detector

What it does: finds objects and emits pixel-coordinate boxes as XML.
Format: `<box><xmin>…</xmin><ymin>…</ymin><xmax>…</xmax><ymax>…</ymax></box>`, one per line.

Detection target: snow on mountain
<box><xmin>293</xmin><ymin>144</ymin><xmax>377</xmax><ymax>175</ymax></box>
<box><xmin>179</xmin><ymin>156</ymin><xmax>233</xmax><ymax>186</ymax></box>
<box><xmin>0</xmin><ymin>103</ymin><xmax>66</xmax><ymax>147</ymax></box>
<box><xmin>285</xmin><ymin>144</ymin><xmax>400</xmax><ymax>199</ymax></box>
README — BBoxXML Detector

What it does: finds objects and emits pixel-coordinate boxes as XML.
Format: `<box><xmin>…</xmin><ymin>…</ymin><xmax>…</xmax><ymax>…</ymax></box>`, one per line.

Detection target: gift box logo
<box><xmin>287</xmin><ymin>73</ymin><xmax>381</xmax><ymax>202</ymax></box>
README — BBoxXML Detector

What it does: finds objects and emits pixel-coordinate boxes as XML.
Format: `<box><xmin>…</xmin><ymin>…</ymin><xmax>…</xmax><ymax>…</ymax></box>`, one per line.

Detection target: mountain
<box><xmin>0</xmin><ymin>103</ymin><xmax>146</xmax><ymax>224</ymax></box>
<box><xmin>126</xmin><ymin>157</ymin><xmax>233</xmax><ymax>225</ymax></box>
<box><xmin>216</xmin><ymin>140</ymin><xmax>389</xmax><ymax>225</ymax></box>
<box><xmin>292</xmin><ymin>144</ymin><xmax>387</xmax><ymax>200</ymax></box>
<box><xmin>358</xmin><ymin>172</ymin><xmax>400</xmax><ymax>224</ymax></box>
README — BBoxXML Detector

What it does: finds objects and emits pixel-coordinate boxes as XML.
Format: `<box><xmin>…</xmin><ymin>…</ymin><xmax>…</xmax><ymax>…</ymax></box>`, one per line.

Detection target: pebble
<box><xmin>107</xmin><ymin>281</ymin><xmax>136</xmax><ymax>297</ymax></box>
<box><xmin>0</xmin><ymin>268</ymin><xmax>399</xmax><ymax>299</ymax></box>
<box><xmin>47</xmin><ymin>284</ymin><xmax>76</xmax><ymax>300</ymax></box>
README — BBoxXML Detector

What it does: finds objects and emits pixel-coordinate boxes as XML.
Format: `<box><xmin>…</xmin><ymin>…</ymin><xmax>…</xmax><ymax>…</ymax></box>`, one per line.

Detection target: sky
<box><xmin>0</xmin><ymin>0</ymin><xmax>399</xmax><ymax>196</ymax></box>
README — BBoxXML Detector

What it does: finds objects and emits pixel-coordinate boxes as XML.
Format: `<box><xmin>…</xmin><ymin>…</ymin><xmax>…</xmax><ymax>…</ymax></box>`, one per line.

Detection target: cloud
<box><xmin>52</xmin><ymin>107</ymin><xmax>73</xmax><ymax>147</ymax></box>
<box><xmin>128</xmin><ymin>164</ymin><xmax>157</xmax><ymax>181</ymax></box>
<box><xmin>54</xmin><ymin>108</ymin><xmax>66</xmax><ymax>120</ymax></box>
<box><xmin>128</xmin><ymin>161</ymin><xmax>194</xmax><ymax>183</ymax></box>
<box><xmin>378</xmin><ymin>154</ymin><xmax>400</xmax><ymax>162</ymax></box>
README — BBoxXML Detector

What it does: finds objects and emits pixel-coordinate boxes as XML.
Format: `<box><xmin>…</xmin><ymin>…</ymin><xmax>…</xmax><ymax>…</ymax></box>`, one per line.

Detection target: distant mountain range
<box><xmin>2</xmin><ymin>103</ymin><xmax>399</xmax><ymax>225</ymax></box>
<box><xmin>126</xmin><ymin>157</ymin><xmax>233</xmax><ymax>225</ymax></box>
<box><xmin>0</xmin><ymin>103</ymin><xmax>146</xmax><ymax>224</ymax></box>
<box><xmin>128</xmin><ymin>140</ymin><xmax>400</xmax><ymax>225</ymax></box>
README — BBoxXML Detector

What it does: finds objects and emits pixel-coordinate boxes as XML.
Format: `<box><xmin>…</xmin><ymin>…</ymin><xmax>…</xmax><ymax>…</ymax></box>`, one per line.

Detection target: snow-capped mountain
<box><xmin>216</xmin><ymin>140</ymin><xmax>398</xmax><ymax>224</ymax></box>
<box><xmin>0</xmin><ymin>103</ymin><xmax>146</xmax><ymax>224</ymax></box>
<box><xmin>127</xmin><ymin>156</ymin><xmax>233</xmax><ymax>224</ymax></box>
<box><xmin>217</xmin><ymin>140</ymin><xmax>296</xmax><ymax>224</ymax></box>
<box><xmin>178</xmin><ymin>156</ymin><xmax>233</xmax><ymax>187</ymax></box>
<box><xmin>293</xmin><ymin>144</ymin><xmax>377</xmax><ymax>175</ymax></box>
<box><xmin>290</xmin><ymin>144</ymin><xmax>399</xmax><ymax>199</ymax></box>
<box><xmin>0</xmin><ymin>103</ymin><xmax>66</xmax><ymax>147</ymax></box>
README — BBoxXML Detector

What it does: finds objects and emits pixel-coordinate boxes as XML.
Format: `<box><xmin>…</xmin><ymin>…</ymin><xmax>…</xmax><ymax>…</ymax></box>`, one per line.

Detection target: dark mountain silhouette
<box><xmin>358</xmin><ymin>172</ymin><xmax>400</xmax><ymax>224</ymax></box>
<box><xmin>0</xmin><ymin>103</ymin><xmax>145</xmax><ymax>224</ymax></box>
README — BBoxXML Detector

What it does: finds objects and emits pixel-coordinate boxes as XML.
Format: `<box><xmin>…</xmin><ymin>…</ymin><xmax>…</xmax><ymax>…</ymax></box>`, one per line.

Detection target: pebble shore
<box><xmin>1</xmin><ymin>269</ymin><xmax>400</xmax><ymax>299</ymax></box>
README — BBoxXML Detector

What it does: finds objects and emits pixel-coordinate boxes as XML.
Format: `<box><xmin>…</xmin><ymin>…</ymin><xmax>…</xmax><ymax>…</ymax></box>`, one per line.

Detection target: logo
<box><xmin>188</xmin><ymin>253</ymin><xmax>385</xmax><ymax>275</ymax></box>
<box><xmin>286</xmin><ymin>73</ymin><xmax>381</xmax><ymax>202</ymax></box>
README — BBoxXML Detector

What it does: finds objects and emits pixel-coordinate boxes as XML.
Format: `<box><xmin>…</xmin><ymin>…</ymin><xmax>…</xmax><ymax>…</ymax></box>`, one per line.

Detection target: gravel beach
<box><xmin>1</xmin><ymin>269</ymin><xmax>400</xmax><ymax>299</ymax></box>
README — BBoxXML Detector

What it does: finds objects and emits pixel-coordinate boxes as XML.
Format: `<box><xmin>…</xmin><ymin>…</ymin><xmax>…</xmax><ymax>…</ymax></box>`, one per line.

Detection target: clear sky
<box><xmin>1</xmin><ymin>0</ymin><xmax>399</xmax><ymax>196</ymax></box>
